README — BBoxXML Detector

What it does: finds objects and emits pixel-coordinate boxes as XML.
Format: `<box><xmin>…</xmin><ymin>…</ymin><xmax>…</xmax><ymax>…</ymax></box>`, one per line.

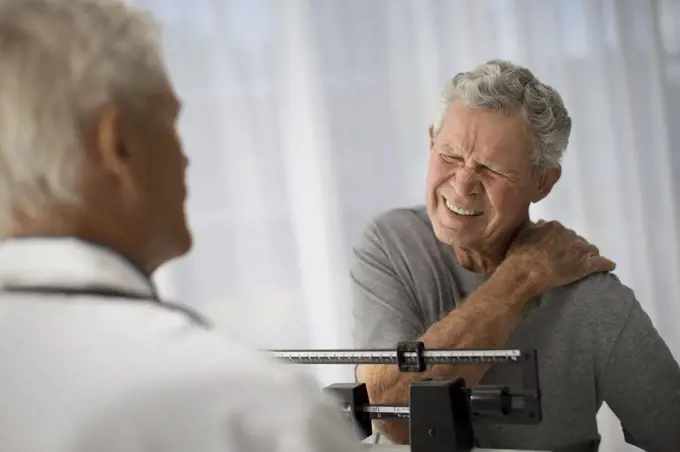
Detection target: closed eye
<box><xmin>479</xmin><ymin>164</ymin><xmax>505</xmax><ymax>177</ymax></box>
<box><xmin>439</xmin><ymin>153</ymin><xmax>463</xmax><ymax>163</ymax></box>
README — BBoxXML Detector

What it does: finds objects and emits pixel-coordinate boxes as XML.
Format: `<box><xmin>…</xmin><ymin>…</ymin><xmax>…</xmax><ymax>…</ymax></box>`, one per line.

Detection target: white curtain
<box><xmin>142</xmin><ymin>1</ymin><xmax>680</xmax><ymax>450</ymax></box>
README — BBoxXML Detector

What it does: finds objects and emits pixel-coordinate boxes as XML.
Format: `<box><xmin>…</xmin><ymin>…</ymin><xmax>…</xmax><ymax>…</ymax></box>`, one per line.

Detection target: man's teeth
<box><xmin>445</xmin><ymin>200</ymin><xmax>482</xmax><ymax>216</ymax></box>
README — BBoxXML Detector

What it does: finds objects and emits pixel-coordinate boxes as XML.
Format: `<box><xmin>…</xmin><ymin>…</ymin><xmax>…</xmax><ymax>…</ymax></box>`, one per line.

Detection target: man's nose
<box><xmin>449</xmin><ymin>167</ymin><xmax>483</xmax><ymax>196</ymax></box>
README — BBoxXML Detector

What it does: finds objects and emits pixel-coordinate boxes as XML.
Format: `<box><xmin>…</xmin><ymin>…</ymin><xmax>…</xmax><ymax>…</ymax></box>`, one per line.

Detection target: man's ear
<box><xmin>95</xmin><ymin>103</ymin><xmax>135</xmax><ymax>191</ymax></box>
<box><xmin>428</xmin><ymin>124</ymin><xmax>435</xmax><ymax>152</ymax></box>
<box><xmin>531</xmin><ymin>164</ymin><xmax>561</xmax><ymax>203</ymax></box>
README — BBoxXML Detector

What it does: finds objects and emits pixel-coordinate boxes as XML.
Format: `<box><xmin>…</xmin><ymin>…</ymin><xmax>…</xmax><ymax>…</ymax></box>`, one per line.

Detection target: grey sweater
<box><xmin>350</xmin><ymin>206</ymin><xmax>680</xmax><ymax>452</ymax></box>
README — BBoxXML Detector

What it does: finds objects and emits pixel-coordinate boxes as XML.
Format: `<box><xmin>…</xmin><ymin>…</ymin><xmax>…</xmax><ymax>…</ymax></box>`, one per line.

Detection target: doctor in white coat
<box><xmin>0</xmin><ymin>1</ymin><xmax>365</xmax><ymax>451</ymax></box>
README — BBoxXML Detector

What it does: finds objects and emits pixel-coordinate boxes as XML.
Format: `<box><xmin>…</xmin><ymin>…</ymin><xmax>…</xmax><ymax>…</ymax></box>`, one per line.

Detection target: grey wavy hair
<box><xmin>0</xmin><ymin>0</ymin><xmax>166</xmax><ymax>234</ymax></box>
<box><xmin>433</xmin><ymin>59</ymin><xmax>572</xmax><ymax>170</ymax></box>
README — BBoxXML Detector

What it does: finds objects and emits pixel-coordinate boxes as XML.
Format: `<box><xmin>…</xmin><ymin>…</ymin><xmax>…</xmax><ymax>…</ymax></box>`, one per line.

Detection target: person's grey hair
<box><xmin>0</xmin><ymin>0</ymin><xmax>167</xmax><ymax>234</ymax></box>
<box><xmin>433</xmin><ymin>59</ymin><xmax>572</xmax><ymax>170</ymax></box>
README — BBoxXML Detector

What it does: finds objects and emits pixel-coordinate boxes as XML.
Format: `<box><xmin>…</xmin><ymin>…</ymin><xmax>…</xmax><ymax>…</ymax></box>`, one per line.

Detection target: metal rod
<box><xmin>340</xmin><ymin>395</ymin><xmax>527</xmax><ymax>421</ymax></box>
<box><xmin>341</xmin><ymin>404</ymin><xmax>410</xmax><ymax>419</ymax></box>
<box><xmin>265</xmin><ymin>348</ymin><xmax>522</xmax><ymax>365</ymax></box>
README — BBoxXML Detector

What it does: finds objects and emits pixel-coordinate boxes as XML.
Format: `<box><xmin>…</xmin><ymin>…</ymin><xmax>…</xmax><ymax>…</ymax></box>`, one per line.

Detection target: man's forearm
<box><xmin>356</xmin><ymin>265</ymin><xmax>540</xmax><ymax>443</ymax></box>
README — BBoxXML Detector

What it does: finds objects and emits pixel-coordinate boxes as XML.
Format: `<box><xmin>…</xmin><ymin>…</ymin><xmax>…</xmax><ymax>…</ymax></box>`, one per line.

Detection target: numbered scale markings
<box><xmin>266</xmin><ymin>349</ymin><xmax>522</xmax><ymax>365</ymax></box>
<box><xmin>341</xmin><ymin>404</ymin><xmax>410</xmax><ymax>420</ymax></box>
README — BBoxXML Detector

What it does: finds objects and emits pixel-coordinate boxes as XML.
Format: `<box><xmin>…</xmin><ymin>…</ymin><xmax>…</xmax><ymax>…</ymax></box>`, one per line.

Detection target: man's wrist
<box><xmin>493</xmin><ymin>259</ymin><xmax>546</xmax><ymax>301</ymax></box>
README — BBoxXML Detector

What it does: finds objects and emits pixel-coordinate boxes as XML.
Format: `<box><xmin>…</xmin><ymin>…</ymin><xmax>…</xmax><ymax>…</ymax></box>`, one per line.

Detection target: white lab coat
<box><xmin>0</xmin><ymin>237</ymin><xmax>365</xmax><ymax>452</ymax></box>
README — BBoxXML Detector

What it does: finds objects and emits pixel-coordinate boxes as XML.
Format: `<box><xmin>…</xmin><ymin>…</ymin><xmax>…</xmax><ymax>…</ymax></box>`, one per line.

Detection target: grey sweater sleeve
<box><xmin>599</xmin><ymin>297</ymin><xmax>680</xmax><ymax>451</ymax></box>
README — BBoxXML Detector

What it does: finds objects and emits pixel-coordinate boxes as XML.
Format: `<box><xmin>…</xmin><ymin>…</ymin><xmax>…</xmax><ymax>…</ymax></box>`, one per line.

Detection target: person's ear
<box><xmin>531</xmin><ymin>164</ymin><xmax>561</xmax><ymax>203</ymax></box>
<box><xmin>95</xmin><ymin>103</ymin><xmax>136</xmax><ymax>193</ymax></box>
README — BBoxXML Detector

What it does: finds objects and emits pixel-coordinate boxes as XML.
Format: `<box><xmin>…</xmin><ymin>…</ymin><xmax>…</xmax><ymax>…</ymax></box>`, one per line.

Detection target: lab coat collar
<box><xmin>0</xmin><ymin>237</ymin><xmax>157</xmax><ymax>298</ymax></box>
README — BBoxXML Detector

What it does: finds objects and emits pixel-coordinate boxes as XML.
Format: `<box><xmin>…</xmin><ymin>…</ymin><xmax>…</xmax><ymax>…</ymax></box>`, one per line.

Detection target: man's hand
<box><xmin>503</xmin><ymin>220</ymin><xmax>616</xmax><ymax>295</ymax></box>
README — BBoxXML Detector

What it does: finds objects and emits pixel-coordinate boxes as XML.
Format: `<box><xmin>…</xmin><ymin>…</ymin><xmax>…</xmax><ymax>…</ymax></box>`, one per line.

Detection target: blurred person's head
<box><xmin>426</xmin><ymin>59</ymin><xmax>571</xmax><ymax>272</ymax></box>
<box><xmin>0</xmin><ymin>0</ymin><xmax>190</xmax><ymax>274</ymax></box>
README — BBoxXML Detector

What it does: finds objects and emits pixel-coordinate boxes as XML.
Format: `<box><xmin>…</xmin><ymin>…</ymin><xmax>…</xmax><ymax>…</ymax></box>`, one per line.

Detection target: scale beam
<box><xmin>342</xmin><ymin>404</ymin><xmax>410</xmax><ymax>420</ymax></box>
<box><xmin>266</xmin><ymin>341</ymin><xmax>527</xmax><ymax>372</ymax></box>
<box><xmin>334</xmin><ymin>385</ymin><xmax>517</xmax><ymax>421</ymax></box>
<box><xmin>267</xmin><ymin>348</ymin><xmax>522</xmax><ymax>365</ymax></box>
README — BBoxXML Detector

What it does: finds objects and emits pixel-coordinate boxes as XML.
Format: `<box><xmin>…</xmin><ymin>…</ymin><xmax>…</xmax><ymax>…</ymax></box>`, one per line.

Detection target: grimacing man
<box><xmin>351</xmin><ymin>60</ymin><xmax>680</xmax><ymax>451</ymax></box>
<box><xmin>0</xmin><ymin>1</ymin><xmax>366</xmax><ymax>451</ymax></box>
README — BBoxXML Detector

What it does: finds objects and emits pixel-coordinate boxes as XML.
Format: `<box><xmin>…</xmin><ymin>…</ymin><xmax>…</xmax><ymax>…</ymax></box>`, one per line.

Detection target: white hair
<box><xmin>0</xmin><ymin>0</ymin><xmax>167</xmax><ymax>234</ymax></box>
<box><xmin>433</xmin><ymin>59</ymin><xmax>572</xmax><ymax>170</ymax></box>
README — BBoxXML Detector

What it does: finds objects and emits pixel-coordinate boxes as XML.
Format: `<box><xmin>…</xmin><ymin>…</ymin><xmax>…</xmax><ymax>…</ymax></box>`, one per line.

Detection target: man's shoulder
<box><xmin>547</xmin><ymin>271</ymin><xmax>638</xmax><ymax>328</ymax></box>
<box><xmin>83</xmin><ymin>305</ymin><xmax>363</xmax><ymax>449</ymax></box>
<box><xmin>354</xmin><ymin>205</ymin><xmax>437</xmax><ymax>252</ymax></box>
<box><xmin>563</xmin><ymin>271</ymin><xmax>635</xmax><ymax>306</ymax></box>
<box><xmin>349</xmin><ymin>206</ymin><xmax>462</xmax><ymax>323</ymax></box>
<box><xmin>77</xmin><ymin>330</ymin><xmax>358</xmax><ymax>451</ymax></box>
<box><xmin>97</xmin><ymin>301</ymin><xmax>296</xmax><ymax>375</ymax></box>
<box><xmin>365</xmin><ymin>204</ymin><xmax>431</xmax><ymax>232</ymax></box>
<box><xmin>47</xmin><ymin>299</ymin><xmax>310</xmax><ymax>390</ymax></box>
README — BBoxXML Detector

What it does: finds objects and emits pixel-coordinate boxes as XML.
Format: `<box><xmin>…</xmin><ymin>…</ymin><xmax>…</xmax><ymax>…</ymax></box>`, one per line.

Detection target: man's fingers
<box><xmin>587</xmin><ymin>244</ymin><xmax>600</xmax><ymax>256</ymax></box>
<box><xmin>588</xmin><ymin>256</ymin><xmax>616</xmax><ymax>273</ymax></box>
<box><xmin>573</xmin><ymin>238</ymin><xmax>590</xmax><ymax>252</ymax></box>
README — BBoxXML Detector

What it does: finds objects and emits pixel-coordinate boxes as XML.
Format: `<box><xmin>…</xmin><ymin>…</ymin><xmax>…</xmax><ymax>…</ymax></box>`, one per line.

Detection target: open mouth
<box><xmin>445</xmin><ymin>199</ymin><xmax>483</xmax><ymax>217</ymax></box>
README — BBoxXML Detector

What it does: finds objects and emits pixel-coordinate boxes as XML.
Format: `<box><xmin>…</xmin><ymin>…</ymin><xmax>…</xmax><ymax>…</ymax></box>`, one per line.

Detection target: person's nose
<box><xmin>449</xmin><ymin>166</ymin><xmax>483</xmax><ymax>196</ymax></box>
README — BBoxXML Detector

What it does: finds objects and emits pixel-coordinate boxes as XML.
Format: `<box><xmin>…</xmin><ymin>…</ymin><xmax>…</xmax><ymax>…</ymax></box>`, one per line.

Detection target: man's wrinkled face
<box><xmin>426</xmin><ymin>100</ymin><xmax>544</xmax><ymax>253</ymax></box>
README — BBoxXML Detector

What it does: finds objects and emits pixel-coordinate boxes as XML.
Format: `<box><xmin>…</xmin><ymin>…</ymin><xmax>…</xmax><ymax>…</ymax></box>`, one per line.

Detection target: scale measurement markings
<box><xmin>341</xmin><ymin>404</ymin><xmax>410</xmax><ymax>419</ymax></box>
<box><xmin>266</xmin><ymin>349</ymin><xmax>522</xmax><ymax>365</ymax></box>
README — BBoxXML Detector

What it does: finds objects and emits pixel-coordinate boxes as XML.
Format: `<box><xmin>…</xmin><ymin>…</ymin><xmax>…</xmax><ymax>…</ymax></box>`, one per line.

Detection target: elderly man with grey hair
<box><xmin>352</xmin><ymin>60</ymin><xmax>680</xmax><ymax>451</ymax></box>
<box><xmin>0</xmin><ymin>1</ymin><xmax>367</xmax><ymax>451</ymax></box>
